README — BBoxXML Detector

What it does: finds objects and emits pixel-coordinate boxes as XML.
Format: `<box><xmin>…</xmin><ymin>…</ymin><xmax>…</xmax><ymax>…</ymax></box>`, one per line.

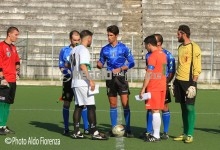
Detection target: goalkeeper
<box><xmin>0</xmin><ymin>27</ymin><xmax>20</xmax><ymax>135</ymax></box>
<box><xmin>173</xmin><ymin>25</ymin><xmax>202</xmax><ymax>143</ymax></box>
<box><xmin>58</xmin><ymin>30</ymin><xmax>89</xmax><ymax>136</ymax></box>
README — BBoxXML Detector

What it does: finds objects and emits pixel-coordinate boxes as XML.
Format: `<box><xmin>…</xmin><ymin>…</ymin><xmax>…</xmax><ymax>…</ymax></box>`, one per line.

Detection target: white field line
<box><xmin>116</xmin><ymin>95</ymin><xmax>125</xmax><ymax>150</ymax></box>
<box><xmin>10</xmin><ymin>109</ymin><xmax>220</xmax><ymax>115</ymax></box>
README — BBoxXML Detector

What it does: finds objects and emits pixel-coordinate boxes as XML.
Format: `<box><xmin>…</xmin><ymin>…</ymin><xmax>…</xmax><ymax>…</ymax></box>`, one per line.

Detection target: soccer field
<box><xmin>0</xmin><ymin>86</ymin><xmax>219</xmax><ymax>150</ymax></box>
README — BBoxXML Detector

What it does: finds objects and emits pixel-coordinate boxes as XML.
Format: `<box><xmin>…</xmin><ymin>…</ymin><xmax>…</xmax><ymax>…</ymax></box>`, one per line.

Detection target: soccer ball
<box><xmin>112</xmin><ymin>124</ymin><xmax>125</xmax><ymax>137</ymax></box>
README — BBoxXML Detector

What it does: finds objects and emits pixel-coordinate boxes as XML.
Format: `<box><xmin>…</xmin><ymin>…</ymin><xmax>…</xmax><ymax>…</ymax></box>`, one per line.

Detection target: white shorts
<box><xmin>73</xmin><ymin>86</ymin><xmax>95</xmax><ymax>106</ymax></box>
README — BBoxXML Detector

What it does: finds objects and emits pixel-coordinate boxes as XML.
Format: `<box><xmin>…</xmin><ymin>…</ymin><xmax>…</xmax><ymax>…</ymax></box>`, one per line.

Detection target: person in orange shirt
<box><xmin>139</xmin><ymin>35</ymin><xmax>167</xmax><ymax>142</ymax></box>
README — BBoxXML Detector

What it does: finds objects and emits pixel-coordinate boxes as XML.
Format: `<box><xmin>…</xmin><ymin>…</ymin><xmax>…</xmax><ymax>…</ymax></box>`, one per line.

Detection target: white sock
<box><xmin>152</xmin><ymin>112</ymin><xmax>161</xmax><ymax>139</ymax></box>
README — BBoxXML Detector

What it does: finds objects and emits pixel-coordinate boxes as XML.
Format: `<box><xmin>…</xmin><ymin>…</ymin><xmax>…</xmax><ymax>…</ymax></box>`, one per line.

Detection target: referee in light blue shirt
<box><xmin>97</xmin><ymin>25</ymin><xmax>135</xmax><ymax>137</ymax></box>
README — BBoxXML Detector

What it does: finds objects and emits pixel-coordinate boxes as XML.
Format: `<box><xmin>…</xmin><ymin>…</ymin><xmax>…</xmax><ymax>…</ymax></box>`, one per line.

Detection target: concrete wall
<box><xmin>142</xmin><ymin>0</ymin><xmax>220</xmax><ymax>50</ymax></box>
<box><xmin>0</xmin><ymin>0</ymin><xmax>219</xmax><ymax>83</ymax></box>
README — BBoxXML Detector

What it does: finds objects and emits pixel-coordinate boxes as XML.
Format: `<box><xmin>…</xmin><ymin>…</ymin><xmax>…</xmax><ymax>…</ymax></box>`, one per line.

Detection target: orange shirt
<box><xmin>146</xmin><ymin>50</ymin><xmax>166</xmax><ymax>91</ymax></box>
<box><xmin>0</xmin><ymin>41</ymin><xmax>20</xmax><ymax>82</ymax></box>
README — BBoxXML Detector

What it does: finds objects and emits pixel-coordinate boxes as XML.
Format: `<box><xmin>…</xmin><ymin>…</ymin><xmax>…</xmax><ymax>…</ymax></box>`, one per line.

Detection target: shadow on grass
<box><xmin>30</xmin><ymin>121</ymin><xmax>182</xmax><ymax>139</ymax></box>
<box><xmin>195</xmin><ymin>127</ymin><xmax>220</xmax><ymax>134</ymax></box>
<box><xmin>29</xmin><ymin>121</ymin><xmax>111</xmax><ymax>135</ymax></box>
<box><xmin>98</xmin><ymin>123</ymin><xmax>146</xmax><ymax>139</ymax></box>
<box><xmin>29</xmin><ymin>121</ymin><xmax>65</xmax><ymax>134</ymax></box>
<box><xmin>96</xmin><ymin>123</ymin><xmax>111</xmax><ymax>133</ymax></box>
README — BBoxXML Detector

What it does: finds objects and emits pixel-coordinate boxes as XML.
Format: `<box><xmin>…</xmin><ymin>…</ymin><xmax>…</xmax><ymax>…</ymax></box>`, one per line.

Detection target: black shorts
<box><xmin>106</xmin><ymin>76</ymin><xmax>130</xmax><ymax>97</ymax></box>
<box><xmin>165</xmin><ymin>85</ymin><xmax>171</xmax><ymax>104</ymax></box>
<box><xmin>0</xmin><ymin>82</ymin><xmax>16</xmax><ymax>104</ymax></box>
<box><xmin>61</xmin><ymin>79</ymin><xmax>74</xmax><ymax>102</ymax></box>
<box><xmin>174</xmin><ymin>79</ymin><xmax>196</xmax><ymax>104</ymax></box>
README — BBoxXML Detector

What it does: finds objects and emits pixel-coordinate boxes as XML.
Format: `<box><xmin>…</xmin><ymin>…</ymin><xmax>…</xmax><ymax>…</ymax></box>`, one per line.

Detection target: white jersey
<box><xmin>70</xmin><ymin>45</ymin><xmax>91</xmax><ymax>87</ymax></box>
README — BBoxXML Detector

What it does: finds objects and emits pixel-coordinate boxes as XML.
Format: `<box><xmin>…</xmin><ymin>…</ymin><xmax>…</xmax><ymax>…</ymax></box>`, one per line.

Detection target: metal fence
<box><xmin>0</xmin><ymin>31</ymin><xmax>219</xmax><ymax>84</ymax></box>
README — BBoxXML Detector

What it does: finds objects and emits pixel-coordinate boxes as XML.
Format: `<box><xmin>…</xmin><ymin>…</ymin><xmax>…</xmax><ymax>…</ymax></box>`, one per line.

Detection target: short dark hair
<box><xmin>178</xmin><ymin>25</ymin><xmax>190</xmax><ymax>38</ymax></box>
<box><xmin>7</xmin><ymin>26</ymin><xmax>19</xmax><ymax>36</ymax></box>
<box><xmin>144</xmin><ymin>35</ymin><xmax>157</xmax><ymax>46</ymax></box>
<box><xmin>154</xmin><ymin>33</ymin><xmax>163</xmax><ymax>45</ymax></box>
<box><xmin>80</xmin><ymin>30</ymin><xmax>93</xmax><ymax>39</ymax></box>
<box><xmin>107</xmin><ymin>25</ymin><xmax>119</xmax><ymax>35</ymax></box>
<box><xmin>69</xmin><ymin>30</ymin><xmax>80</xmax><ymax>39</ymax></box>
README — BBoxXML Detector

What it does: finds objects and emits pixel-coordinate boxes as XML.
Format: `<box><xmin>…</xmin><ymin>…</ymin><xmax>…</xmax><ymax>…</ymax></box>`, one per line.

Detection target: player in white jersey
<box><xmin>70</xmin><ymin>30</ymin><xmax>108</xmax><ymax>140</ymax></box>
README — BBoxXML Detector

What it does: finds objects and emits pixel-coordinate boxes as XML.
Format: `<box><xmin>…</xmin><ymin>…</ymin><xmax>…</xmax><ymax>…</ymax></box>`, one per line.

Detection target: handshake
<box><xmin>60</xmin><ymin>68</ymin><xmax>72</xmax><ymax>82</ymax></box>
<box><xmin>61</xmin><ymin>68</ymin><xmax>72</xmax><ymax>77</ymax></box>
<box><xmin>168</xmin><ymin>81</ymin><xmax>197</xmax><ymax>99</ymax></box>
